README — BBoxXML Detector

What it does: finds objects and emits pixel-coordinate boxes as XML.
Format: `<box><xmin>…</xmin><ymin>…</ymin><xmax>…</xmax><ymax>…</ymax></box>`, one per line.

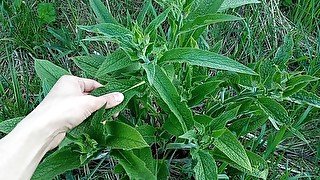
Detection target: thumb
<box><xmin>85</xmin><ymin>92</ymin><xmax>124</xmax><ymax>113</ymax></box>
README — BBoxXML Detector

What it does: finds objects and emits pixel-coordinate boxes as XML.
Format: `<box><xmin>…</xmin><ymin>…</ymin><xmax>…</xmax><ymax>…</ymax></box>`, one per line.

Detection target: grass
<box><xmin>0</xmin><ymin>0</ymin><xmax>319</xmax><ymax>178</ymax></box>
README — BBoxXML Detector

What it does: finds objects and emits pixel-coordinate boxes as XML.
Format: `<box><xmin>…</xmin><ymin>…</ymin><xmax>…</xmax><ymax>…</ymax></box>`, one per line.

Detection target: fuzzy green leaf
<box><xmin>187</xmin><ymin>0</ymin><xmax>225</xmax><ymax>20</ymax></box>
<box><xmin>213</xmin><ymin>129</ymin><xmax>252</xmax><ymax>172</ymax></box>
<box><xmin>163</xmin><ymin>114</ymin><xmax>185</xmax><ymax>136</ymax></box>
<box><xmin>189</xmin><ymin>80</ymin><xmax>222</xmax><ymax>106</ymax></box>
<box><xmin>288</xmin><ymin>90</ymin><xmax>320</xmax><ymax>108</ymax></box>
<box><xmin>137</xmin><ymin>0</ymin><xmax>151</xmax><ymax>24</ymax></box>
<box><xmin>95</xmin><ymin>49</ymin><xmax>137</xmax><ymax>78</ymax></box>
<box><xmin>89</xmin><ymin>0</ymin><xmax>118</xmax><ymax>24</ymax></box>
<box><xmin>0</xmin><ymin>117</ymin><xmax>23</xmax><ymax>134</ymax></box>
<box><xmin>34</xmin><ymin>59</ymin><xmax>69</xmax><ymax>90</ymax></box>
<box><xmin>37</xmin><ymin>3</ymin><xmax>56</xmax><ymax>24</ymax></box>
<box><xmin>181</xmin><ymin>14</ymin><xmax>242</xmax><ymax>33</ymax></box>
<box><xmin>212</xmin><ymin>149</ymin><xmax>268</xmax><ymax>179</ymax></box>
<box><xmin>133</xmin><ymin>147</ymin><xmax>156</xmax><ymax>174</ymax></box>
<box><xmin>192</xmin><ymin>150</ymin><xmax>218</xmax><ymax>180</ymax></box>
<box><xmin>32</xmin><ymin>146</ymin><xmax>82</xmax><ymax>180</ymax></box>
<box><xmin>229</xmin><ymin>114</ymin><xmax>268</xmax><ymax>136</ymax></box>
<box><xmin>273</xmin><ymin>34</ymin><xmax>294</xmax><ymax>68</ymax></box>
<box><xmin>145</xmin><ymin>9</ymin><xmax>170</xmax><ymax>34</ymax></box>
<box><xmin>209</xmin><ymin>106</ymin><xmax>240</xmax><ymax>130</ymax></box>
<box><xmin>105</xmin><ymin>121</ymin><xmax>148</xmax><ymax>150</ymax></box>
<box><xmin>159</xmin><ymin>48</ymin><xmax>257</xmax><ymax>75</ymax></box>
<box><xmin>219</xmin><ymin>0</ymin><xmax>260</xmax><ymax>11</ymax></box>
<box><xmin>79</xmin><ymin>23</ymin><xmax>134</xmax><ymax>47</ymax></box>
<box><xmin>72</xmin><ymin>55</ymin><xmax>106</xmax><ymax>77</ymax></box>
<box><xmin>257</xmin><ymin>96</ymin><xmax>290</xmax><ymax>123</ymax></box>
<box><xmin>111</xmin><ymin>150</ymin><xmax>156</xmax><ymax>180</ymax></box>
<box><xmin>143</xmin><ymin>63</ymin><xmax>194</xmax><ymax>132</ymax></box>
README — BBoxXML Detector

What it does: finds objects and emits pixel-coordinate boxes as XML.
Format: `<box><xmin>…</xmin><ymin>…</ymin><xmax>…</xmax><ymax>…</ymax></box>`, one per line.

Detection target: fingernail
<box><xmin>114</xmin><ymin>92</ymin><xmax>124</xmax><ymax>102</ymax></box>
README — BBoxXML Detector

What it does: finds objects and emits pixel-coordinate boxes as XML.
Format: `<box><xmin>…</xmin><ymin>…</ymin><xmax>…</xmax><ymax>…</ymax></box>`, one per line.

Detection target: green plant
<box><xmin>1</xmin><ymin>0</ymin><xmax>319</xmax><ymax>179</ymax></box>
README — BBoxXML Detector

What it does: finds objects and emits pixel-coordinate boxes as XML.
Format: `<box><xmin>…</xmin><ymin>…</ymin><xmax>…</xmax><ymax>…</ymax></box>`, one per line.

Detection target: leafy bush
<box><xmin>1</xmin><ymin>0</ymin><xmax>319</xmax><ymax>179</ymax></box>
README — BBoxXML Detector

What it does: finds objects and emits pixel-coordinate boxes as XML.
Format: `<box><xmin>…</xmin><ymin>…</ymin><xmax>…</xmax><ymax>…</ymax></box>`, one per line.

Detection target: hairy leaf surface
<box><xmin>89</xmin><ymin>0</ymin><xmax>118</xmax><ymax>24</ymax></box>
<box><xmin>159</xmin><ymin>48</ymin><xmax>257</xmax><ymax>75</ymax></box>
<box><xmin>213</xmin><ymin>129</ymin><xmax>252</xmax><ymax>172</ymax></box>
<box><xmin>105</xmin><ymin>121</ymin><xmax>148</xmax><ymax>150</ymax></box>
<box><xmin>144</xmin><ymin>63</ymin><xmax>194</xmax><ymax>132</ymax></box>
<box><xmin>192</xmin><ymin>150</ymin><xmax>218</xmax><ymax>180</ymax></box>
<box><xmin>111</xmin><ymin>150</ymin><xmax>156</xmax><ymax>180</ymax></box>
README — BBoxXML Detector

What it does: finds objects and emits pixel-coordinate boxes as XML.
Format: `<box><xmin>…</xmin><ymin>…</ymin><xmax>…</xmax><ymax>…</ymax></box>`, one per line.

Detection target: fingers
<box><xmin>54</xmin><ymin>75</ymin><xmax>103</xmax><ymax>95</ymax></box>
<box><xmin>84</xmin><ymin>92</ymin><xmax>124</xmax><ymax>113</ymax></box>
<box><xmin>103</xmin><ymin>92</ymin><xmax>125</xmax><ymax>109</ymax></box>
<box><xmin>78</xmin><ymin>77</ymin><xmax>103</xmax><ymax>93</ymax></box>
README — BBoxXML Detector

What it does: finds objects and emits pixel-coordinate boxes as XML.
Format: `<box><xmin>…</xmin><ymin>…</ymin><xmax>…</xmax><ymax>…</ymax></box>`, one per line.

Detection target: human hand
<box><xmin>23</xmin><ymin>75</ymin><xmax>124</xmax><ymax>149</ymax></box>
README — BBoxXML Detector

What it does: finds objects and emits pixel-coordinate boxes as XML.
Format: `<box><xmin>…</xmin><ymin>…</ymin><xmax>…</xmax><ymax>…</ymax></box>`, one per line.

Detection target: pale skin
<box><xmin>0</xmin><ymin>75</ymin><xmax>124</xmax><ymax>180</ymax></box>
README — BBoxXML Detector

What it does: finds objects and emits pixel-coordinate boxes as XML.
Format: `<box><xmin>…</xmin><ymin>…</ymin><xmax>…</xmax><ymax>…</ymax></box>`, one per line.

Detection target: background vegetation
<box><xmin>0</xmin><ymin>0</ymin><xmax>319</xmax><ymax>179</ymax></box>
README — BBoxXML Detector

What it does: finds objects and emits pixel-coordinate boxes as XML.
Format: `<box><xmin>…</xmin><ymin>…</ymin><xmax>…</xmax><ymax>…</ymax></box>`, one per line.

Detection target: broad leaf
<box><xmin>273</xmin><ymin>33</ymin><xmax>294</xmax><ymax>69</ymax></box>
<box><xmin>219</xmin><ymin>0</ymin><xmax>260</xmax><ymax>11</ymax></box>
<box><xmin>257</xmin><ymin>96</ymin><xmax>290</xmax><ymax>124</ymax></box>
<box><xmin>133</xmin><ymin>147</ymin><xmax>156</xmax><ymax>174</ymax></box>
<box><xmin>209</xmin><ymin>106</ymin><xmax>240</xmax><ymax>130</ymax></box>
<box><xmin>105</xmin><ymin>121</ymin><xmax>148</xmax><ymax>150</ymax></box>
<box><xmin>264</xmin><ymin>125</ymin><xmax>287</xmax><ymax>158</ymax></box>
<box><xmin>192</xmin><ymin>150</ymin><xmax>218</xmax><ymax>180</ymax></box>
<box><xmin>79</xmin><ymin>23</ymin><xmax>135</xmax><ymax>47</ymax></box>
<box><xmin>0</xmin><ymin>117</ymin><xmax>23</xmax><ymax>134</ymax></box>
<box><xmin>95</xmin><ymin>49</ymin><xmax>137</xmax><ymax>78</ymax></box>
<box><xmin>188</xmin><ymin>80</ymin><xmax>222</xmax><ymax>106</ymax></box>
<box><xmin>143</xmin><ymin>63</ymin><xmax>194</xmax><ymax>132</ymax></box>
<box><xmin>137</xmin><ymin>0</ymin><xmax>151</xmax><ymax>24</ymax></box>
<box><xmin>159</xmin><ymin>48</ymin><xmax>257</xmax><ymax>75</ymax></box>
<box><xmin>32</xmin><ymin>146</ymin><xmax>82</xmax><ymax>180</ymax></box>
<box><xmin>213</xmin><ymin>129</ymin><xmax>252</xmax><ymax>172</ymax></box>
<box><xmin>136</xmin><ymin>125</ymin><xmax>156</xmax><ymax>144</ymax></box>
<box><xmin>72</xmin><ymin>55</ymin><xmax>106</xmax><ymax>77</ymax></box>
<box><xmin>181</xmin><ymin>14</ymin><xmax>242</xmax><ymax>33</ymax></box>
<box><xmin>288</xmin><ymin>90</ymin><xmax>320</xmax><ymax>108</ymax></box>
<box><xmin>89</xmin><ymin>0</ymin><xmax>118</xmax><ymax>24</ymax></box>
<box><xmin>187</xmin><ymin>0</ymin><xmax>225</xmax><ymax>20</ymax></box>
<box><xmin>111</xmin><ymin>150</ymin><xmax>156</xmax><ymax>180</ymax></box>
<box><xmin>34</xmin><ymin>59</ymin><xmax>69</xmax><ymax>90</ymax></box>
<box><xmin>145</xmin><ymin>9</ymin><xmax>170</xmax><ymax>34</ymax></box>
<box><xmin>212</xmin><ymin>149</ymin><xmax>268</xmax><ymax>180</ymax></box>
<box><xmin>229</xmin><ymin>114</ymin><xmax>268</xmax><ymax>136</ymax></box>
<box><xmin>163</xmin><ymin>114</ymin><xmax>185</xmax><ymax>136</ymax></box>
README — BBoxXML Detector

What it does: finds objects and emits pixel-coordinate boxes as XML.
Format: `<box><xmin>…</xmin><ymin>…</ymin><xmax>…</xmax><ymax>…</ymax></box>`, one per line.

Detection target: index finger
<box><xmin>78</xmin><ymin>78</ymin><xmax>103</xmax><ymax>93</ymax></box>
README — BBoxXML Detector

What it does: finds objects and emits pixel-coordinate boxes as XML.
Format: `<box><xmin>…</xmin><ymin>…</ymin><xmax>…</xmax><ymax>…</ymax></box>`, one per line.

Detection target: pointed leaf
<box><xmin>273</xmin><ymin>33</ymin><xmax>294</xmax><ymax>68</ymax></box>
<box><xmin>189</xmin><ymin>80</ymin><xmax>222</xmax><ymax>106</ymax></box>
<box><xmin>0</xmin><ymin>117</ymin><xmax>23</xmax><ymax>134</ymax></box>
<box><xmin>192</xmin><ymin>150</ymin><xmax>218</xmax><ymax>180</ymax></box>
<box><xmin>145</xmin><ymin>9</ymin><xmax>170</xmax><ymax>34</ymax></box>
<box><xmin>212</xmin><ymin>149</ymin><xmax>268</xmax><ymax>180</ymax></box>
<box><xmin>288</xmin><ymin>90</ymin><xmax>320</xmax><ymax>108</ymax></box>
<box><xmin>219</xmin><ymin>0</ymin><xmax>260</xmax><ymax>11</ymax></box>
<box><xmin>34</xmin><ymin>59</ymin><xmax>69</xmax><ymax>90</ymax></box>
<box><xmin>187</xmin><ymin>0</ymin><xmax>225</xmax><ymax>20</ymax></box>
<box><xmin>79</xmin><ymin>23</ymin><xmax>134</xmax><ymax>47</ymax></box>
<box><xmin>257</xmin><ymin>96</ymin><xmax>290</xmax><ymax>123</ymax></box>
<box><xmin>72</xmin><ymin>55</ymin><xmax>105</xmax><ymax>76</ymax></box>
<box><xmin>111</xmin><ymin>150</ymin><xmax>156</xmax><ymax>180</ymax></box>
<box><xmin>181</xmin><ymin>14</ymin><xmax>242</xmax><ymax>33</ymax></box>
<box><xmin>89</xmin><ymin>0</ymin><xmax>118</xmax><ymax>24</ymax></box>
<box><xmin>159</xmin><ymin>48</ymin><xmax>257</xmax><ymax>75</ymax></box>
<box><xmin>105</xmin><ymin>121</ymin><xmax>148</xmax><ymax>150</ymax></box>
<box><xmin>143</xmin><ymin>63</ymin><xmax>194</xmax><ymax>132</ymax></box>
<box><xmin>32</xmin><ymin>146</ymin><xmax>82</xmax><ymax>180</ymax></box>
<box><xmin>213</xmin><ymin>129</ymin><xmax>252</xmax><ymax>172</ymax></box>
<box><xmin>95</xmin><ymin>49</ymin><xmax>137</xmax><ymax>78</ymax></box>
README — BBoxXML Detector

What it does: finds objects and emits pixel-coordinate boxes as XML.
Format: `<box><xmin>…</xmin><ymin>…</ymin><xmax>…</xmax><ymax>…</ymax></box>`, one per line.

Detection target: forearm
<box><xmin>0</xmin><ymin>115</ymin><xmax>63</xmax><ymax>180</ymax></box>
